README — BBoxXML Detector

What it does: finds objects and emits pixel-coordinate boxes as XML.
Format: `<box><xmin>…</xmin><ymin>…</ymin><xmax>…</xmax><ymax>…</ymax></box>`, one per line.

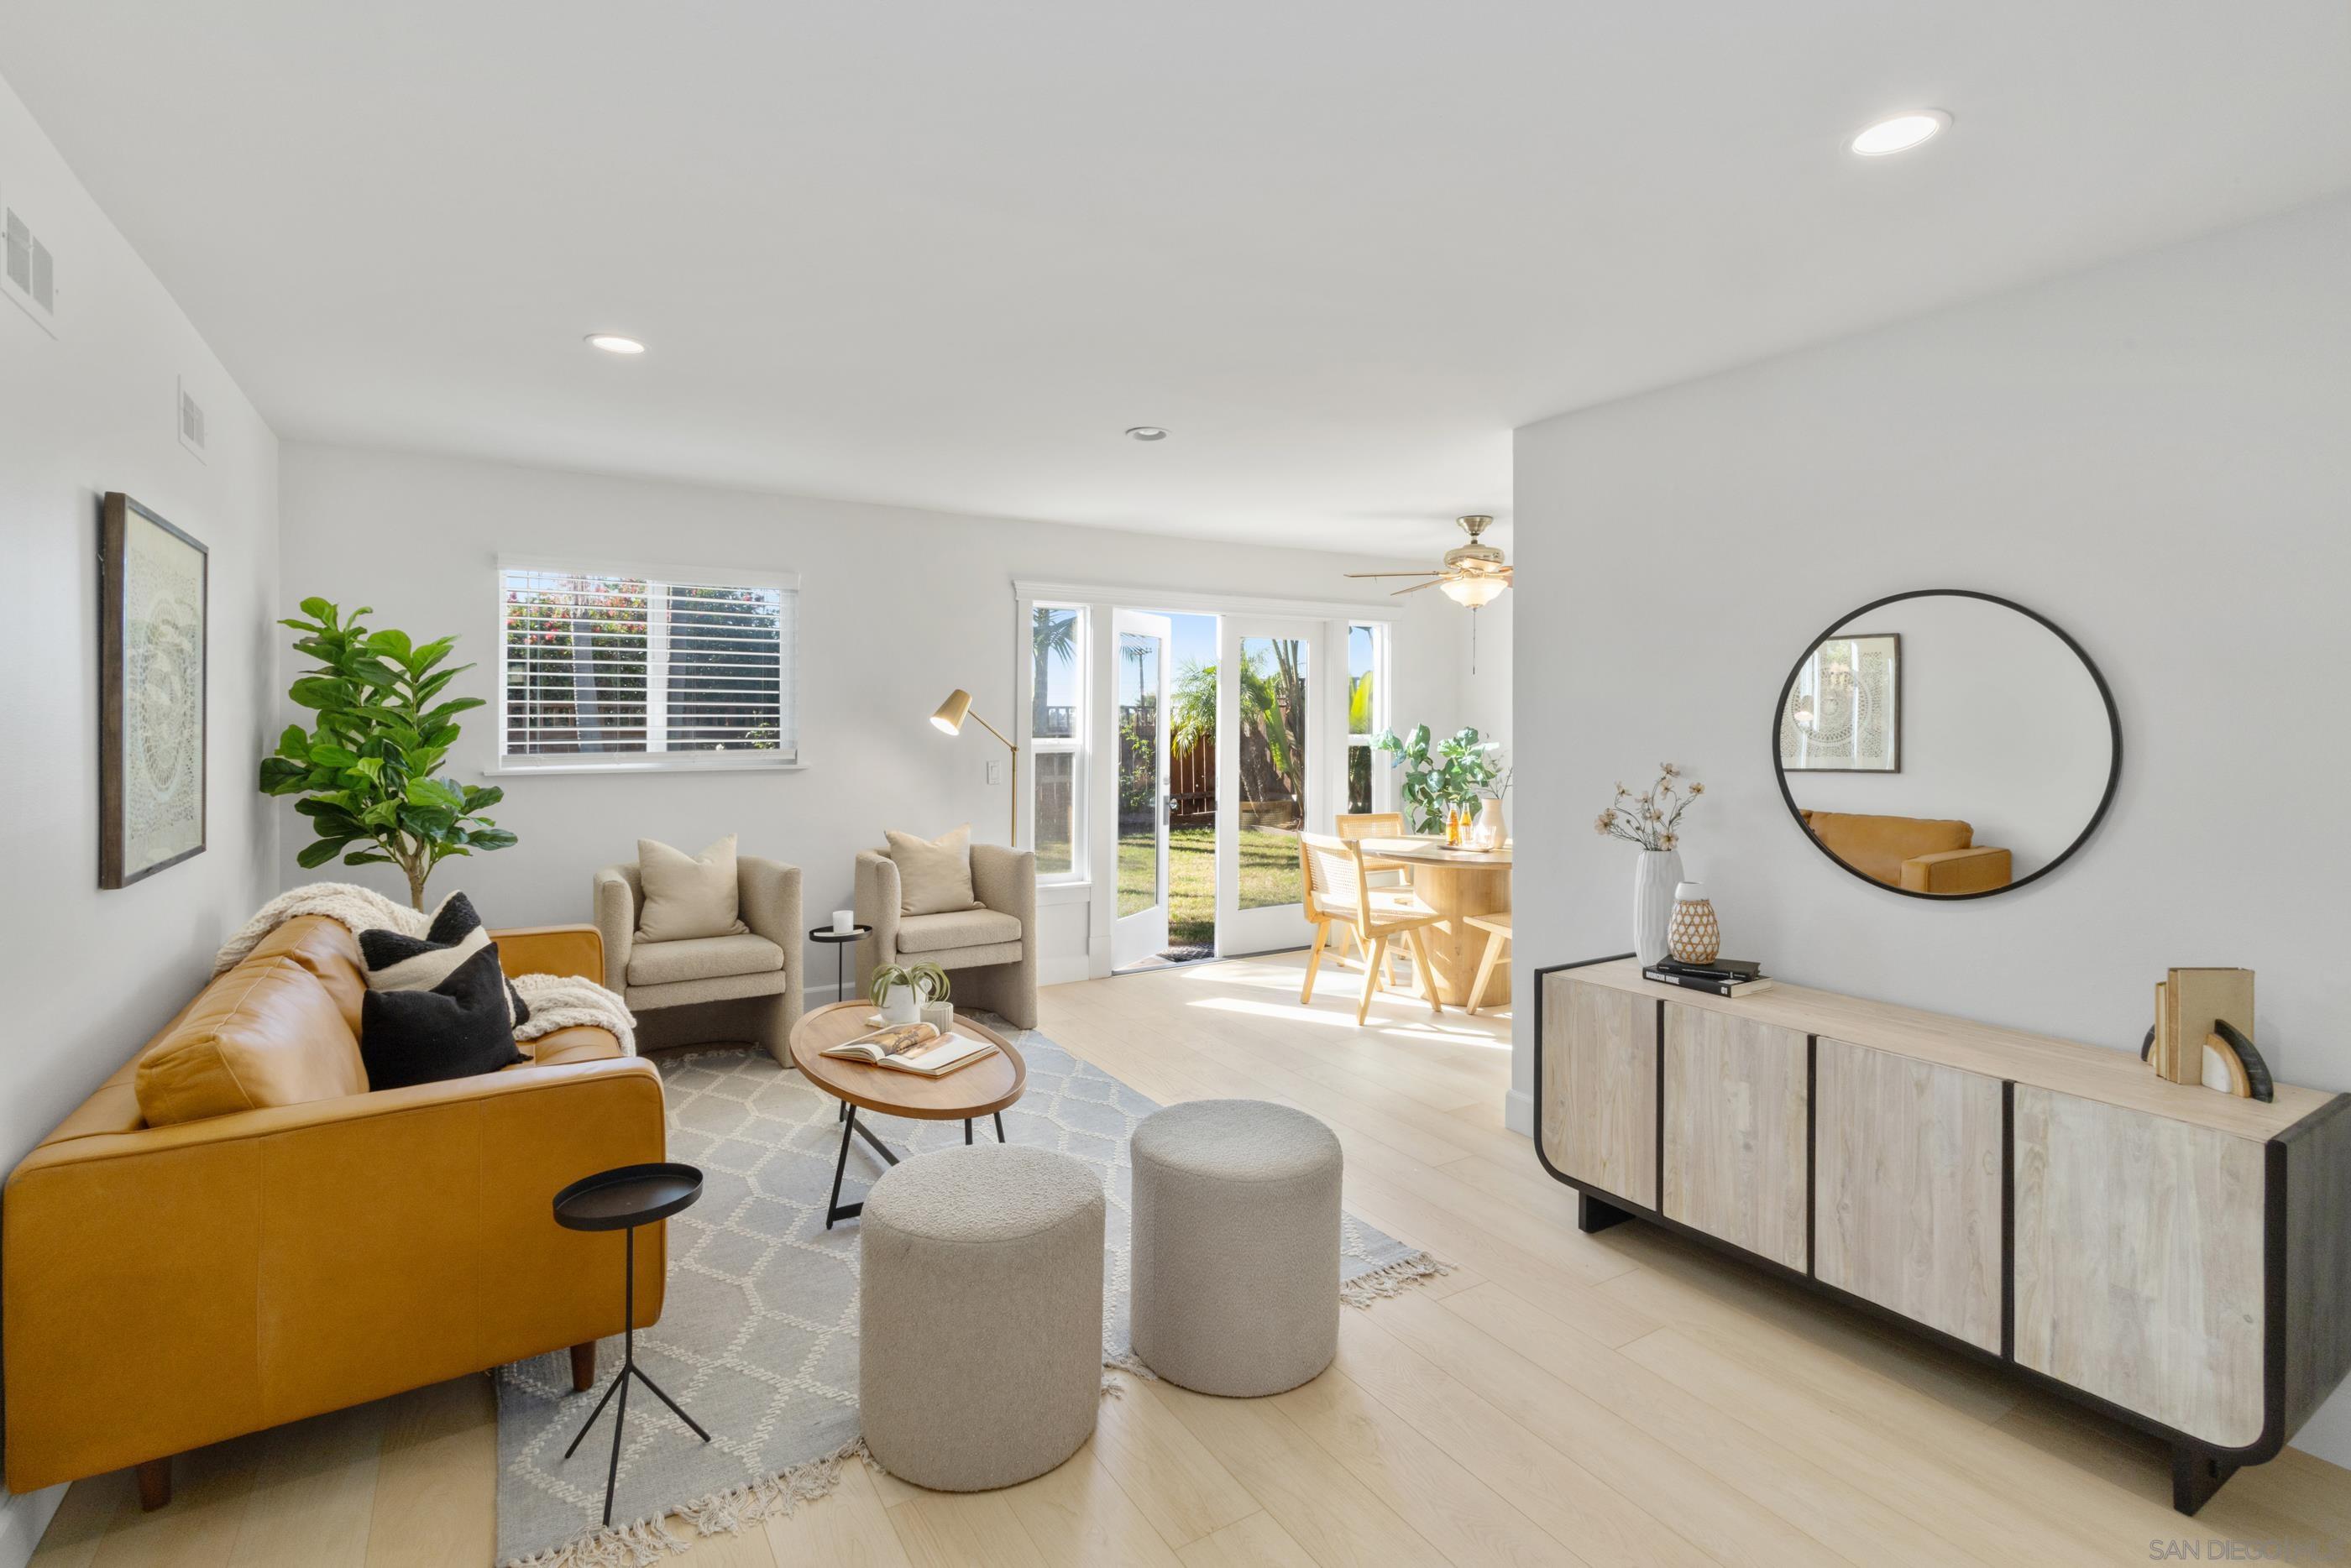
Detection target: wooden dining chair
<box><xmin>1333</xmin><ymin>812</ymin><xmax>1411</xmax><ymax>985</ymax></box>
<box><xmin>1297</xmin><ymin>833</ymin><xmax>1445</xmax><ymax>1024</ymax></box>
<box><xmin>1463</xmin><ymin>912</ymin><xmax>1511</xmax><ymax>1016</ymax></box>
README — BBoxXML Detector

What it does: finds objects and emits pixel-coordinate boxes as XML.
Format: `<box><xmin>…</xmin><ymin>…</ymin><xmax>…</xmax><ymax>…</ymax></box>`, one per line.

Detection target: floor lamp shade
<box><xmin>931</xmin><ymin>689</ymin><xmax>973</xmax><ymax>734</ymax></box>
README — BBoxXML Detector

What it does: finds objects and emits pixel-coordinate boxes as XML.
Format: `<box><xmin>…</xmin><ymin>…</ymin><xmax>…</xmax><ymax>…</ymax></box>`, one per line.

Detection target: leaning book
<box><xmin>820</xmin><ymin>1022</ymin><xmax>998</xmax><ymax>1077</ymax></box>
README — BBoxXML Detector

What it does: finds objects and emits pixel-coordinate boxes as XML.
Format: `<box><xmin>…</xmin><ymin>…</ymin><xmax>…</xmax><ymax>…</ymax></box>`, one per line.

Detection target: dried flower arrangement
<box><xmin>1594</xmin><ymin>763</ymin><xmax>1705</xmax><ymax>851</ymax></box>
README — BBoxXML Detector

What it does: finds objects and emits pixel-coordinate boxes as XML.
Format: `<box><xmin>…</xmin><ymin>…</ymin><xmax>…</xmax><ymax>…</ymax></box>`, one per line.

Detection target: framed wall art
<box><xmin>100</xmin><ymin>492</ymin><xmax>208</xmax><ymax>886</ymax></box>
<box><xmin>1778</xmin><ymin>630</ymin><xmax>1900</xmax><ymax>772</ymax></box>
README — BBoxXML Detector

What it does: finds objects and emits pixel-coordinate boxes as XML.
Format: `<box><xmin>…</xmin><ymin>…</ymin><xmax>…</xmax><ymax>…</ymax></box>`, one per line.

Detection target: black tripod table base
<box><xmin>825</xmin><ymin>1105</ymin><xmax>1009</xmax><ymax>1228</ymax></box>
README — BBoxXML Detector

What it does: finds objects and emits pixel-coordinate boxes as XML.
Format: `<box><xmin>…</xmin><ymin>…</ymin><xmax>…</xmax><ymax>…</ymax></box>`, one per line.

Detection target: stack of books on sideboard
<box><xmin>1641</xmin><ymin>956</ymin><xmax>1774</xmax><ymax>996</ymax></box>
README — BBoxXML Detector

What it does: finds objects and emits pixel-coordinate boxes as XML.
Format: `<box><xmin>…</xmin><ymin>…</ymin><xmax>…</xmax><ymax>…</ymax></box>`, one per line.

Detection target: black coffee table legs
<box><xmin>824</xmin><ymin>1105</ymin><xmax>1008</xmax><ymax>1229</ymax></box>
<box><xmin>565</xmin><ymin>1224</ymin><xmax>710</xmax><ymax>1525</ymax></box>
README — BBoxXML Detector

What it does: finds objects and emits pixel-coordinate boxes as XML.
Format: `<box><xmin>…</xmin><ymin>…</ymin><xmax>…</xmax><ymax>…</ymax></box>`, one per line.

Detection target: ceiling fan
<box><xmin>1348</xmin><ymin>515</ymin><xmax>1512</xmax><ymax>607</ymax></box>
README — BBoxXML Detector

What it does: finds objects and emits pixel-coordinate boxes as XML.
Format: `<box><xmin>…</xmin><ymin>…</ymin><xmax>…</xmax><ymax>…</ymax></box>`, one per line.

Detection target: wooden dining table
<box><xmin>1355</xmin><ymin>836</ymin><xmax>1512</xmax><ymax>1007</ymax></box>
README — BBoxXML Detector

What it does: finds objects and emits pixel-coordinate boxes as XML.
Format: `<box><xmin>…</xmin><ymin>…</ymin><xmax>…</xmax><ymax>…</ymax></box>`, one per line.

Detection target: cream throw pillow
<box><xmin>886</xmin><ymin>824</ymin><xmax>982</xmax><ymax>917</ymax></box>
<box><xmin>636</xmin><ymin>835</ymin><xmax>748</xmax><ymax>942</ymax></box>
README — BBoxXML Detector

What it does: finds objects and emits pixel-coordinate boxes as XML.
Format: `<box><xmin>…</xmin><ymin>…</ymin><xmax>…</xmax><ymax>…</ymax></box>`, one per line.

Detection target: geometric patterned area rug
<box><xmin>493</xmin><ymin>1022</ymin><xmax>1443</xmax><ymax>1566</ymax></box>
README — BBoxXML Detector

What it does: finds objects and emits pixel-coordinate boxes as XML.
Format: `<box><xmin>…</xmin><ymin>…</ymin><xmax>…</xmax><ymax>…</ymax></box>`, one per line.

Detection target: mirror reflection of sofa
<box><xmin>1799</xmin><ymin>809</ymin><xmax>2013</xmax><ymax>894</ymax></box>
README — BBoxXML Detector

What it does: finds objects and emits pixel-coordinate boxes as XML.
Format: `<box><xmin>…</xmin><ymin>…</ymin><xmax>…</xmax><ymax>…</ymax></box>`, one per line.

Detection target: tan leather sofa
<box><xmin>2</xmin><ymin>917</ymin><xmax>665</xmax><ymax>1508</ymax></box>
<box><xmin>1800</xmin><ymin>809</ymin><xmax>2013</xmax><ymax>893</ymax></box>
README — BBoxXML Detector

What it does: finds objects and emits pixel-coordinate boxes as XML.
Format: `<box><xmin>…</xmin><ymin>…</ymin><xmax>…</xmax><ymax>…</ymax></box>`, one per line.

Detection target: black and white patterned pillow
<box><xmin>359</xmin><ymin>891</ymin><xmax>530</xmax><ymax>1027</ymax></box>
<box><xmin>359</xmin><ymin>943</ymin><xmax>528</xmax><ymax>1090</ymax></box>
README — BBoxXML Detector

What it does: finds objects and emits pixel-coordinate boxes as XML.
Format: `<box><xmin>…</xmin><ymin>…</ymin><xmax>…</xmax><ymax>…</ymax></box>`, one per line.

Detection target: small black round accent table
<box><xmin>808</xmin><ymin>924</ymin><xmax>873</xmax><ymax>1013</ymax></box>
<box><xmin>552</xmin><ymin>1162</ymin><xmax>712</xmax><ymax>1526</ymax></box>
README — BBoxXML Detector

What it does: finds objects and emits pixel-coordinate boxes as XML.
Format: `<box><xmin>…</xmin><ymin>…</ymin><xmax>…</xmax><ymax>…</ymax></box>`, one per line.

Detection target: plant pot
<box><xmin>1632</xmin><ymin>849</ymin><xmax>1684</xmax><ymax>968</ymax></box>
<box><xmin>920</xmin><ymin>1000</ymin><xmax>956</xmax><ymax>1032</ymax></box>
<box><xmin>880</xmin><ymin>984</ymin><xmax>919</xmax><ymax>1025</ymax></box>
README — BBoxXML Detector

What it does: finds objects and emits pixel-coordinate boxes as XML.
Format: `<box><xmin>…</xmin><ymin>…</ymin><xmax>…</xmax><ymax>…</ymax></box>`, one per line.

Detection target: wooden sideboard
<box><xmin>1535</xmin><ymin>955</ymin><xmax>2351</xmax><ymax>1514</ymax></box>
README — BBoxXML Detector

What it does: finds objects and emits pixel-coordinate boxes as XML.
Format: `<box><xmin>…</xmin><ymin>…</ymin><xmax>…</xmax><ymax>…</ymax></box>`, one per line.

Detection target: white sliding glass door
<box><xmin>1111</xmin><ymin>610</ymin><xmax>1173</xmax><ymax>969</ymax></box>
<box><xmin>1215</xmin><ymin>615</ymin><xmax>1325</xmax><ymax>955</ymax></box>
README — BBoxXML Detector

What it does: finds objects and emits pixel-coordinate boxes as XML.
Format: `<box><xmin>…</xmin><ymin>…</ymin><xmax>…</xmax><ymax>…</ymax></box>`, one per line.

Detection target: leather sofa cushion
<box><xmin>626</xmin><ymin>933</ymin><xmax>784</xmax><ymax>988</ymax></box>
<box><xmin>895</xmin><ymin>908</ymin><xmax>1024</xmax><ymax>954</ymax></box>
<box><xmin>244</xmin><ymin>915</ymin><xmax>369</xmax><ymax>1035</ymax></box>
<box><xmin>511</xmin><ymin>1026</ymin><xmax>625</xmax><ymax>1069</ymax></box>
<box><xmin>135</xmin><ymin>956</ymin><xmax>369</xmax><ymax>1126</ymax></box>
<box><xmin>1799</xmin><ymin>810</ymin><xmax>1973</xmax><ymax>887</ymax></box>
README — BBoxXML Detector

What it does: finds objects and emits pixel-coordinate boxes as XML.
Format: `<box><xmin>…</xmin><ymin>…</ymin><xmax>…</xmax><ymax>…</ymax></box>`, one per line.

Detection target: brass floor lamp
<box><xmin>929</xmin><ymin>688</ymin><xmax>1018</xmax><ymax>844</ymax></box>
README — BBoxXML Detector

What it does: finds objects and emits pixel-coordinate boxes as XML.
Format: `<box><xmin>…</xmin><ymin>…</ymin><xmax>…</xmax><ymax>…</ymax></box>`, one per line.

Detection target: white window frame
<box><xmin>1024</xmin><ymin>600</ymin><xmax>1089</xmax><ymax>884</ymax></box>
<box><xmin>492</xmin><ymin>556</ymin><xmax>803</xmax><ymax>775</ymax></box>
<box><xmin>1345</xmin><ymin>620</ymin><xmax>1394</xmax><ymax>815</ymax></box>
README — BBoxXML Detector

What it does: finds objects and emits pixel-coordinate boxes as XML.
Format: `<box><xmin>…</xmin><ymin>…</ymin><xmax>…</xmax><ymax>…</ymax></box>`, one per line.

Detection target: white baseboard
<box><xmin>1503</xmin><ymin>1087</ymin><xmax>1534</xmax><ymax>1137</ymax></box>
<box><xmin>1039</xmin><ymin>954</ymin><xmax>1090</xmax><ymax>987</ymax></box>
<box><xmin>0</xmin><ymin>1485</ymin><xmax>64</xmax><ymax>1568</ymax></box>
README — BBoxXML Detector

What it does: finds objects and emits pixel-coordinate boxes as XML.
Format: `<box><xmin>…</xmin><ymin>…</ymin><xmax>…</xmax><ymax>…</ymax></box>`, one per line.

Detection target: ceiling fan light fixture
<box><xmin>1440</xmin><ymin>574</ymin><xmax>1508</xmax><ymax>609</ymax></box>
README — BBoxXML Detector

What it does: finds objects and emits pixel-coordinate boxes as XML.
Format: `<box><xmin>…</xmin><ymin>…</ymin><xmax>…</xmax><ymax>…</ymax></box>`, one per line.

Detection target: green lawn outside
<box><xmin>1116</xmin><ymin>824</ymin><xmax>1301</xmax><ymax>953</ymax></box>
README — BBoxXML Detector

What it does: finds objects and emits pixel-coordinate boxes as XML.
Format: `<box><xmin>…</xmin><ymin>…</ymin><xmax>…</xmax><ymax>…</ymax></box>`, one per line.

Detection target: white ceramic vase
<box><xmin>1474</xmin><ymin>797</ymin><xmax>1507</xmax><ymax>850</ymax></box>
<box><xmin>880</xmin><ymin>984</ymin><xmax>919</xmax><ymax>1025</ymax></box>
<box><xmin>1632</xmin><ymin>849</ymin><xmax>1684</xmax><ymax>967</ymax></box>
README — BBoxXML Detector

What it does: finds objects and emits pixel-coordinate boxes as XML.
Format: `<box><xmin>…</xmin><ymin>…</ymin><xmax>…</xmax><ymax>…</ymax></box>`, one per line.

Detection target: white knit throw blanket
<box><xmin>216</xmin><ymin>882</ymin><xmax>636</xmax><ymax>1054</ymax></box>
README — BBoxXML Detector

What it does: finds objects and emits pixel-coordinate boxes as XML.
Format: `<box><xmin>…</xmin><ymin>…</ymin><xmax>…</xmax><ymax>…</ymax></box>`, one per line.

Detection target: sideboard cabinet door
<box><xmin>1814</xmin><ymin>1037</ymin><xmax>2003</xmax><ymax>1351</ymax></box>
<box><xmin>1662</xmin><ymin>1002</ymin><xmax>1809</xmax><ymax>1271</ymax></box>
<box><xmin>1541</xmin><ymin>978</ymin><xmax>1657</xmax><ymax>1208</ymax></box>
<box><xmin>2012</xmin><ymin>1086</ymin><xmax>2268</xmax><ymax>1448</ymax></box>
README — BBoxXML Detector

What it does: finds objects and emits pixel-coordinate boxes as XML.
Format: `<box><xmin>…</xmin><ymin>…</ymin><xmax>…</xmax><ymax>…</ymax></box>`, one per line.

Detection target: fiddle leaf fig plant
<box><xmin>1373</xmin><ymin>724</ymin><xmax>1504</xmax><ymax>834</ymax></box>
<box><xmin>258</xmin><ymin>598</ymin><xmax>516</xmax><ymax>907</ymax></box>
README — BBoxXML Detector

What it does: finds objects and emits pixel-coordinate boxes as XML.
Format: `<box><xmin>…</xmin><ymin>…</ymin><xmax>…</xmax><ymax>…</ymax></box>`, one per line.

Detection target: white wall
<box><xmin>0</xmin><ymin>72</ymin><xmax>280</xmax><ymax>1555</ymax></box>
<box><xmin>1509</xmin><ymin>193</ymin><xmax>2351</xmax><ymax>1462</ymax></box>
<box><xmin>276</xmin><ymin>443</ymin><xmax>1474</xmax><ymax>991</ymax></box>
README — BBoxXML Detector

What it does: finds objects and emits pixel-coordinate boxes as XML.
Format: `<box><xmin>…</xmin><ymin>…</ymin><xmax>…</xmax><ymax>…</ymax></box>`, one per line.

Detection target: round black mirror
<box><xmin>1772</xmin><ymin>590</ymin><xmax>2120</xmax><ymax>900</ymax></box>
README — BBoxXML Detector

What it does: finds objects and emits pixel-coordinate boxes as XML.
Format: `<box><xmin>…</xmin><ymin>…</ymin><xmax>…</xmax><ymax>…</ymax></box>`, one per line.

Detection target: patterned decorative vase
<box><xmin>1632</xmin><ymin>849</ymin><xmax>1683</xmax><ymax>967</ymax></box>
<box><xmin>1668</xmin><ymin>881</ymin><xmax>1720</xmax><ymax>965</ymax></box>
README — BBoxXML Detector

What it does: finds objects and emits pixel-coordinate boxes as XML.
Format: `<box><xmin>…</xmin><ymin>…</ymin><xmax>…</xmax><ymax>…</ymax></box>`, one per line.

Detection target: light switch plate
<box><xmin>986</xmin><ymin>760</ymin><xmax>1003</xmax><ymax>785</ymax></box>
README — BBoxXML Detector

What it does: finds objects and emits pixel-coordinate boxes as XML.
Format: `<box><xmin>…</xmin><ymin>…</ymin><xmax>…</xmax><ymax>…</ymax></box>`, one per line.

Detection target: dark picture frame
<box><xmin>99</xmin><ymin>492</ymin><xmax>209</xmax><ymax>887</ymax></box>
<box><xmin>1768</xmin><ymin>588</ymin><xmax>2123</xmax><ymax>902</ymax></box>
<box><xmin>1778</xmin><ymin>630</ymin><xmax>1902</xmax><ymax>772</ymax></box>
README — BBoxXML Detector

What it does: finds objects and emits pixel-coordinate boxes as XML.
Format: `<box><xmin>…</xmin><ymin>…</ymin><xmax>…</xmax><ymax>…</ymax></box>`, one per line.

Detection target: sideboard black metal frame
<box><xmin>1531</xmin><ymin>955</ymin><xmax>2348</xmax><ymax>1517</ymax></box>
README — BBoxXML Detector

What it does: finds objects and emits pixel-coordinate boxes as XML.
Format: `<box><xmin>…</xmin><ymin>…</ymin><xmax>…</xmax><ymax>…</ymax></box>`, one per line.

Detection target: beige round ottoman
<box><xmin>1130</xmin><ymin>1099</ymin><xmax>1342</xmax><ymax>1396</ymax></box>
<box><xmin>859</xmin><ymin>1144</ymin><xmax>1104</xmax><ymax>1491</ymax></box>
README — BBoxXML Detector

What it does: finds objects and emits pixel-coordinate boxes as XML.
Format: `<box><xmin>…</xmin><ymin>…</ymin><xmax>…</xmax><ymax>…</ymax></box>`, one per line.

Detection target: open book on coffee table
<box><xmin>819</xmin><ymin>1022</ymin><xmax>999</xmax><ymax>1078</ymax></box>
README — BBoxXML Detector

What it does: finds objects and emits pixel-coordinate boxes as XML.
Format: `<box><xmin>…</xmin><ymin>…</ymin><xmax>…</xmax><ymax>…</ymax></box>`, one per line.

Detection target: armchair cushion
<box><xmin>635</xmin><ymin>835</ymin><xmax>748</xmax><ymax>942</ymax></box>
<box><xmin>885</xmin><ymin>824</ymin><xmax>982</xmax><ymax>916</ymax></box>
<box><xmin>895</xmin><ymin>907</ymin><xmax>1024</xmax><ymax>954</ymax></box>
<box><xmin>626</xmin><ymin>932</ymin><xmax>786</xmax><ymax>988</ymax></box>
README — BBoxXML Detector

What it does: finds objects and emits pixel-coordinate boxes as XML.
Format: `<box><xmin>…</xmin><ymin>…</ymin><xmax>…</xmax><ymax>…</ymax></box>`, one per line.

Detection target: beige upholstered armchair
<box><xmin>593</xmin><ymin>855</ymin><xmax>804</xmax><ymax>1065</ymax></box>
<box><xmin>854</xmin><ymin>844</ymin><xmax>1037</xmax><ymax>1030</ymax></box>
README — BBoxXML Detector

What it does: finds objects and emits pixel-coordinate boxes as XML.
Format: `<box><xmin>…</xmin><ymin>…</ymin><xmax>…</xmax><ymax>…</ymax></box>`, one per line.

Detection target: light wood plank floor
<box><xmin>34</xmin><ymin>953</ymin><xmax>2351</xmax><ymax>1567</ymax></box>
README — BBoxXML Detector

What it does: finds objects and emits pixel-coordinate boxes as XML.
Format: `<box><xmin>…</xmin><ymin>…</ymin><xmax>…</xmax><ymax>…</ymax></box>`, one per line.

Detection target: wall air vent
<box><xmin>2</xmin><ymin>199</ymin><xmax>60</xmax><ymax>336</ymax></box>
<box><xmin>178</xmin><ymin>377</ymin><xmax>207</xmax><ymax>460</ymax></box>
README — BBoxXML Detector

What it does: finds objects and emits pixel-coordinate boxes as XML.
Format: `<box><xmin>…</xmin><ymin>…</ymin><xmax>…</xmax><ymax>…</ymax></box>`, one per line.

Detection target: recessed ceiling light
<box><xmin>1125</xmin><ymin>426</ymin><xmax>1168</xmax><ymax>442</ymax></box>
<box><xmin>1849</xmin><ymin>110</ymin><xmax>1950</xmax><ymax>157</ymax></box>
<box><xmin>585</xmin><ymin>333</ymin><xmax>646</xmax><ymax>354</ymax></box>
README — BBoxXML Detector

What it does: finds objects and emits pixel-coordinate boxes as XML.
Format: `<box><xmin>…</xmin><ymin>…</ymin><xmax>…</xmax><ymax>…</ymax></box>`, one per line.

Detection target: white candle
<box><xmin>832</xmin><ymin>908</ymin><xmax>855</xmax><ymax>935</ymax></box>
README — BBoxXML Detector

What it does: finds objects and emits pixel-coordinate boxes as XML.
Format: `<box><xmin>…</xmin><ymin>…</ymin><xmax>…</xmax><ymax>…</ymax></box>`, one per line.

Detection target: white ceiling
<box><xmin>5</xmin><ymin>1</ymin><xmax>2349</xmax><ymax>552</ymax></box>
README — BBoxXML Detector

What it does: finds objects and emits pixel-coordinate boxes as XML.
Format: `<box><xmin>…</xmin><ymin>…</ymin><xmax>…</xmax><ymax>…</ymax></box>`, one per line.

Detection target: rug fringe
<box><xmin>500</xmin><ymin>1439</ymin><xmax>872</xmax><ymax>1568</ymax></box>
<box><xmin>1339</xmin><ymin>1248</ymin><xmax>1451</xmax><ymax>1308</ymax></box>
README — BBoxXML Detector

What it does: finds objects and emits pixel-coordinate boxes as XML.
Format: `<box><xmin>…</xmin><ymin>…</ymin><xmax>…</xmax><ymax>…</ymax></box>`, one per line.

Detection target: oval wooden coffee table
<box><xmin>788</xmin><ymin>1001</ymin><xmax>1028</xmax><ymax>1229</ymax></box>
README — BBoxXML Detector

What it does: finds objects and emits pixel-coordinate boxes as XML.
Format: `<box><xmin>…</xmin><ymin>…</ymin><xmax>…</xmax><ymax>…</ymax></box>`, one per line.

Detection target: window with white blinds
<box><xmin>498</xmin><ymin>563</ymin><xmax>799</xmax><ymax>768</ymax></box>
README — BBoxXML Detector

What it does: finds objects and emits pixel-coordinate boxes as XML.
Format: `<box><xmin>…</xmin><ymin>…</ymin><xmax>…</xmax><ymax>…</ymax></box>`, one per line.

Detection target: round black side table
<box><xmin>809</xmin><ymin>924</ymin><xmax>872</xmax><ymax>1013</ymax></box>
<box><xmin>552</xmin><ymin>1162</ymin><xmax>711</xmax><ymax>1526</ymax></box>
